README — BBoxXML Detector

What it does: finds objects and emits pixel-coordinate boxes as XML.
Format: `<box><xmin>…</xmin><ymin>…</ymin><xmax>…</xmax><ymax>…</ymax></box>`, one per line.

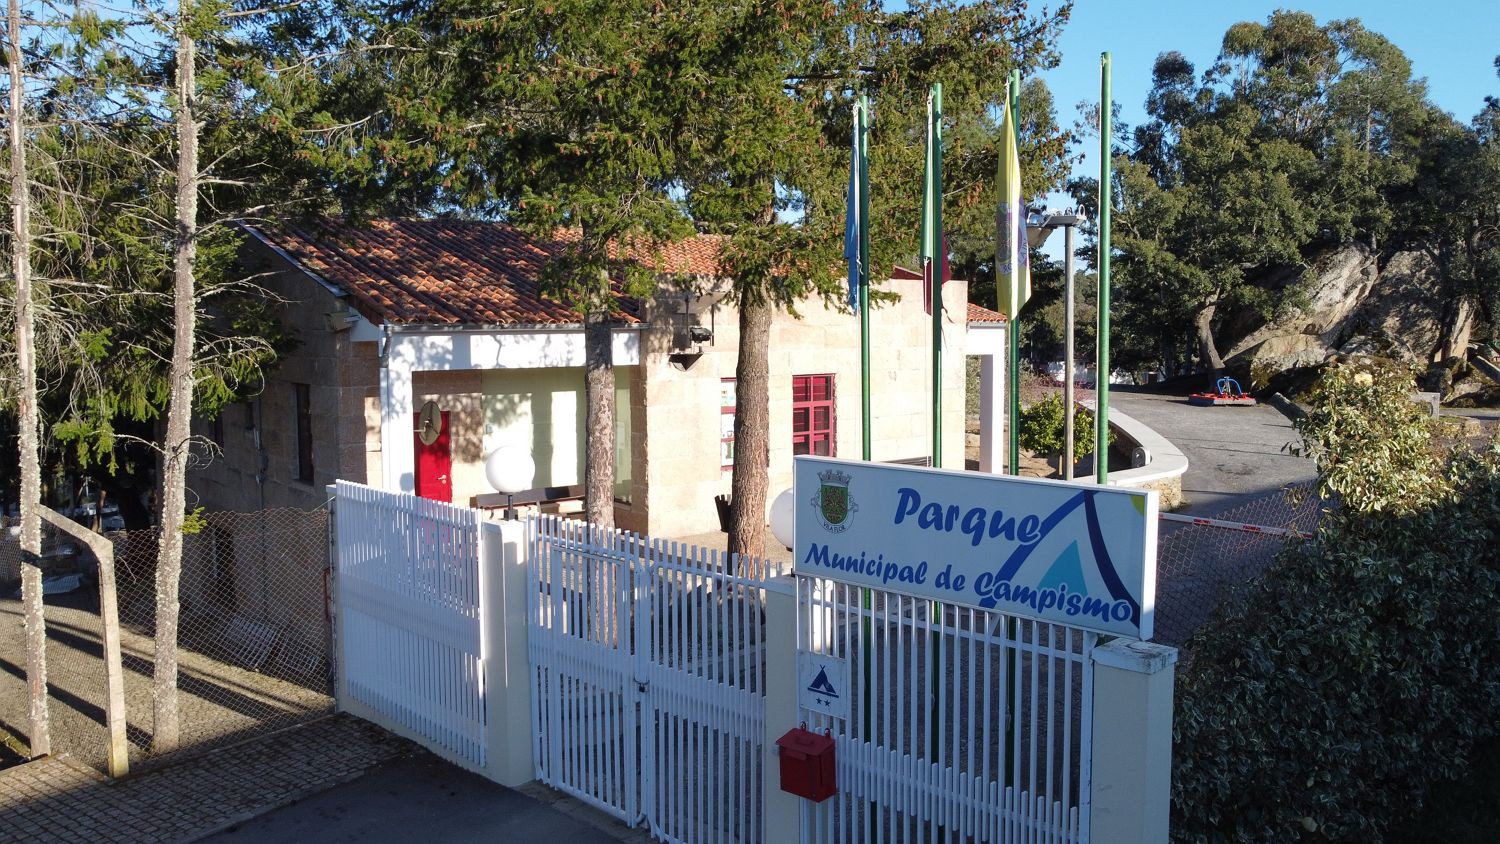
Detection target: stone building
<box><xmin>189</xmin><ymin>219</ymin><xmax>1008</xmax><ymax>538</ymax></box>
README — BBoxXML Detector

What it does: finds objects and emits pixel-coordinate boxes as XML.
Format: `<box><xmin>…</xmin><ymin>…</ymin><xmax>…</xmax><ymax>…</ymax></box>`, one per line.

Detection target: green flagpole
<box><xmin>859</xmin><ymin>96</ymin><xmax>872</xmax><ymax>461</ymax></box>
<box><xmin>856</xmin><ymin>94</ymin><xmax>875</xmax><ymax>774</ymax></box>
<box><xmin>929</xmin><ymin>83</ymin><xmax>943</xmax><ymax>468</ymax></box>
<box><xmin>1007</xmin><ymin>70</ymin><xmax>1022</xmax><ymax>477</ymax></box>
<box><xmin>1097</xmin><ymin>53</ymin><xmax>1112</xmax><ymax>485</ymax></box>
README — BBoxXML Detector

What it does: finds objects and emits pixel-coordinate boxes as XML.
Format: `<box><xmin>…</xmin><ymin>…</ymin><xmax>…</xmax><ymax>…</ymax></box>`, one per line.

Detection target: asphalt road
<box><xmin>1108</xmin><ymin>387</ymin><xmax>1318</xmax><ymax>517</ymax></box>
<box><xmin>201</xmin><ymin>755</ymin><xmax>628</xmax><ymax>844</ymax></box>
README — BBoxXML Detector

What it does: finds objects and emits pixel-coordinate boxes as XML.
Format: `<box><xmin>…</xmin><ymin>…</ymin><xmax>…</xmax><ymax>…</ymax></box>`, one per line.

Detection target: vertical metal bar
<box><xmin>1080</xmin><ymin>632</ymin><xmax>1097</xmax><ymax>843</ymax></box>
<box><xmin>1097</xmin><ymin>52</ymin><xmax>1113</xmax><ymax>484</ymax></box>
<box><xmin>1063</xmin><ymin>223</ymin><xmax>1077</xmax><ymax>480</ymax></box>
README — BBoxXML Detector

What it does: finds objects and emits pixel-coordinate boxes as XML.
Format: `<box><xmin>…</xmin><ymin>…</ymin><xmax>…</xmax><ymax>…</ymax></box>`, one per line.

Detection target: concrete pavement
<box><xmin>1107</xmin><ymin>387</ymin><xmax>1317</xmax><ymax>517</ymax></box>
<box><xmin>202</xmin><ymin>755</ymin><xmax>634</xmax><ymax>844</ymax></box>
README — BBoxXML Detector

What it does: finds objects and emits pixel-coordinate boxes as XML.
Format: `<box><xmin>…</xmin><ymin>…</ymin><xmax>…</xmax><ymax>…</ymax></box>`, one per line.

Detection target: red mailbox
<box><xmin>775</xmin><ymin>726</ymin><xmax>837</xmax><ymax>802</ymax></box>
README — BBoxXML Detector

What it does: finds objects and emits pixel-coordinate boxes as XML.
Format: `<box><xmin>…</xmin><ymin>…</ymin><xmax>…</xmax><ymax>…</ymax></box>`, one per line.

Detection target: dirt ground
<box><xmin>0</xmin><ymin>589</ymin><xmax>331</xmax><ymax>771</ymax></box>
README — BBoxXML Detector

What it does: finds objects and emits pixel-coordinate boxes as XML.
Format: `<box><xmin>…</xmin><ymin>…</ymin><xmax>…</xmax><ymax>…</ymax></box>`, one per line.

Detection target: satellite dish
<box><xmin>417</xmin><ymin>401</ymin><xmax>442</xmax><ymax>445</ymax></box>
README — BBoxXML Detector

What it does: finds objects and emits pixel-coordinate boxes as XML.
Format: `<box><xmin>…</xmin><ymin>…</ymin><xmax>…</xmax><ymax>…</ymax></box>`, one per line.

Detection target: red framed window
<box><xmin>792</xmin><ymin>374</ymin><xmax>835</xmax><ymax>457</ymax></box>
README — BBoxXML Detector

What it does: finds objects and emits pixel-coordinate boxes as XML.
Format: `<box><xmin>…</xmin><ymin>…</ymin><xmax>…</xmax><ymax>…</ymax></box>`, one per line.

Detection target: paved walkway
<box><xmin>203</xmin><ymin>755</ymin><xmax>643</xmax><ymax>844</ymax></box>
<box><xmin>0</xmin><ymin>714</ymin><xmax>410</xmax><ymax>843</ymax></box>
<box><xmin>1108</xmin><ymin>387</ymin><xmax>1317</xmax><ymax>517</ymax></box>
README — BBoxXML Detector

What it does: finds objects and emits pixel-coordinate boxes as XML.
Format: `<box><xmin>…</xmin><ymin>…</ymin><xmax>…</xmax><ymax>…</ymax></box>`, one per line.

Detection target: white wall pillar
<box><xmin>967</xmin><ymin>323</ymin><xmax>1006</xmax><ymax>474</ymax></box>
<box><xmin>762</xmin><ymin>576</ymin><xmax>802</xmax><ymax>843</ymax></box>
<box><xmin>380</xmin><ymin>355</ymin><xmax>415</xmax><ymax>493</ymax></box>
<box><xmin>979</xmin><ymin>352</ymin><xmax>1003</xmax><ymax>473</ymax></box>
<box><xmin>1089</xmin><ymin>639</ymin><xmax>1179</xmax><ymax>844</ymax></box>
<box><xmin>481</xmin><ymin>519</ymin><xmax>535</xmax><ymax>786</ymax></box>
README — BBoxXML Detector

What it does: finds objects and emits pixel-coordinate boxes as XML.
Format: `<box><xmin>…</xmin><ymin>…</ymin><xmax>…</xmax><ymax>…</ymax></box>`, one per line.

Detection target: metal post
<box><xmin>929</xmin><ymin>84</ymin><xmax>943</xmax><ymax>469</ymax></box>
<box><xmin>1063</xmin><ymin>223</ymin><xmax>1076</xmax><ymax>481</ymax></box>
<box><xmin>1006</xmin><ymin>70</ymin><xmax>1022</xmax><ymax>477</ymax></box>
<box><xmin>1097</xmin><ymin>52</ymin><xmax>1113</xmax><ymax>485</ymax></box>
<box><xmin>858</xmin><ymin>95</ymin><xmax>872</xmax><ymax>462</ymax></box>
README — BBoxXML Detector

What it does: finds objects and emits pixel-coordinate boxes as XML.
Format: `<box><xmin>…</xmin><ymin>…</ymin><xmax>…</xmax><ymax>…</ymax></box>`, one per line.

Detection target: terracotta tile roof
<box><xmin>967</xmin><ymin>303</ymin><xmax>1007</xmax><ymax>323</ymax></box>
<box><xmin>251</xmin><ymin>218</ymin><xmax>725</xmax><ymax>326</ymax></box>
<box><xmin>890</xmin><ymin>265</ymin><xmax>1006</xmax><ymax>324</ymax></box>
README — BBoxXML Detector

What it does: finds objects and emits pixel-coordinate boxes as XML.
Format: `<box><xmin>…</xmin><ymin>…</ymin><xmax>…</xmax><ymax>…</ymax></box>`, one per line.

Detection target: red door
<box><xmin>414</xmin><ymin>410</ymin><xmax>453</xmax><ymax>502</ymax></box>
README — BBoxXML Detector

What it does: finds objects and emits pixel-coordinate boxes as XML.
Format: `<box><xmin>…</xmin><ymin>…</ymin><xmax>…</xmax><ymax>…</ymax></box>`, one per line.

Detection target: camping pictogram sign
<box><xmin>797</xmin><ymin>653</ymin><xmax>850</xmax><ymax>720</ymax></box>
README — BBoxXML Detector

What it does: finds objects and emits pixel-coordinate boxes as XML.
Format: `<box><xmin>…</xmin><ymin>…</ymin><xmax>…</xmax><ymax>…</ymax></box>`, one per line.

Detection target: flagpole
<box><xmin>929</xmin><ymin>83</ymin><xmax>943</xmax><ymax>468</ymax></box>
<box><xmin>1007</xmin><ymin>70</ymin><xmax>1023</xmax><ymax>477</ymax></box>
<box><xmin>855</xmin><ymin>95</ymin><xmax>875</xmax><ymax>776</ymax></box>
<box><xmin>1097</xmin><ymin>53</ymin><xmax>1112</xmax><ymax>485</ymax></box>
<box><xmin>859</xmin><ymin>96</ymin><xmax>872</xmax><ymax>462</ymax></box>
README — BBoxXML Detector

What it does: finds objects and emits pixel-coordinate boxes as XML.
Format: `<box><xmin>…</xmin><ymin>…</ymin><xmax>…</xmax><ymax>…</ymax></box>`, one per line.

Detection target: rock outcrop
<box><xmin>1223</xmin><ymin>245</ymin><xmax>1447</xmax><ymax>374</ymax></box>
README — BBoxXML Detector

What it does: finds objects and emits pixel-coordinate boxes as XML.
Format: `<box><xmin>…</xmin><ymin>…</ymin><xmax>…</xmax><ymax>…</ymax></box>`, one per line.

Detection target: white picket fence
<box><xmin>796</xmin><ymin>579</ymin><xmax>1094</xmax><ymax>843</ymax></box>
<box><xmin>529</xmin><ymin>514</ymin><xmax>778</xmax><ymax>843</ymax></box>
<box><xmin>334</xmin><ymin>480</ymin><xmax>486</xmax><ymax>767</ymax></box>
<box><xmin>329</xmin><ymin>486</ymin><xmax>1166</xmax><ymax>844</ymax></box>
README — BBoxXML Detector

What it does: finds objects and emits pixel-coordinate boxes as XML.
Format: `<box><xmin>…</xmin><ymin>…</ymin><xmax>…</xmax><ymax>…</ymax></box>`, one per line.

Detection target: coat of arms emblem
<box><xmin>812</xmin><ymin>469</ymin><xmax>857</xmax><ymax>532</ymax></box>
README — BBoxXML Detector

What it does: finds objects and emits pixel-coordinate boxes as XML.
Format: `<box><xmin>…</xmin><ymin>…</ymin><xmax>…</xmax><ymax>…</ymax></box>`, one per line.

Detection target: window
<box><xmin>293</xmin><ymin>383</ymin><xmax>313</xmax><ymax>483</ymax></box>
<box><xmin>720</xmin><ymin>378</ymin><xmax>736</xmax><ymax>469</ymax></box>
<box><xmin>792</xmin><ymin>374</ymin><xmax>835</xmax><ymax>457</ymax></box>
<box><xmin>210</xmin><ymin>413</ymin><xmax>225</xmax><ymax>448</ymax></box>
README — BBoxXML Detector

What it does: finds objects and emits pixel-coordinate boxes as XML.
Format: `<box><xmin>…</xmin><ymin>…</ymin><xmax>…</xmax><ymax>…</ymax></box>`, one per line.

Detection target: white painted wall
<box><xmin>380</xmin><ymin>326</ymin><xmax>640</xmax><ymax>494</ymax></box>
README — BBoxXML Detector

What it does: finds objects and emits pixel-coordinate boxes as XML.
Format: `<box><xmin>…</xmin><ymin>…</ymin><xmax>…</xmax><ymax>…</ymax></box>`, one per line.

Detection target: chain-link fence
<box><xmin>0</xmin><ymin>508</ymin><xmax>334</xmax><ymax>773</ymax></box>
<box><xmin>1152</xmin><ymin>483</ymin><xmax>1328</xmax><ymax>652</ymax></box>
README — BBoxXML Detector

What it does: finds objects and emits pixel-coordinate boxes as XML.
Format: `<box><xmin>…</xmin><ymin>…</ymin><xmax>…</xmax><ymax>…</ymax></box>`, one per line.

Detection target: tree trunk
<box><xmin>1434</xmin><ymin>296</ymin><xmax>1476</xmax><ymax>363</ymax></box>
<box><xmin>1194</xmin><ymin>301</ymin><xmax>1225</xmax><ymax>374</ymax></box>
<box><xmin>727</xmin><ymin>295</ymin><xmax>772</xmax><ymax>561</ymax></box>
<box><xmin>153</xmin><ymin>11</ymin><xmax>199</xmax><ymax>755</ymax></box>
<box><xmin>9</xmin><ymin>0</ymin><xmax>49</xmax><ymax>758</ymax></box>
<box><xmin>582</xmin><ymin>289</ymin><xmax>615</xmax><ymax>529</ymax></box>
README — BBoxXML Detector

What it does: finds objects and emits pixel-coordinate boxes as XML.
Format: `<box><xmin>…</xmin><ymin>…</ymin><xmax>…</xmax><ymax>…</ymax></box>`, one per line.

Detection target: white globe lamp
<box><xmin>485</xmin><ymin>446</ymin><xmax>535</xmax><ymax>519</ymax></box>
<box><xmin>768</xmin><ymin>487</ymin><xmax>797</xmax><ymax>551</ymax></box>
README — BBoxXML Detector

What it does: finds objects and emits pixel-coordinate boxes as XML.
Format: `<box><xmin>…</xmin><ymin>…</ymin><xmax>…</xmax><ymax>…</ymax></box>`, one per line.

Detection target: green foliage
<box><xmin>1172</xmin><ymin>365</ymin><xmax>1500</xmax><ymax>841</ymax></box>
<box><xmin>1087</xmin><ymin>11</ymin><xmax>1456</xmax><ymax>373</ymax></box>
<box><xmin>1288</xmin><ymin>361</ymin><xmax>1439</xmax><ymax>515</ymax></box>
<box><xmin>1017</xmin><ymin>392</ymin><xmax>1101</xmax><ymax>457</ymax></box>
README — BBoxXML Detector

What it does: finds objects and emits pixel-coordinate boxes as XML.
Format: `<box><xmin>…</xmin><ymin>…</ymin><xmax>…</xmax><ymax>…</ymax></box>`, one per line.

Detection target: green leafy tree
<box><xmin>1396</xmin><ymin>58</ymin><xmax>1500</xmax><ymax>361</ymax></box>
<box><xmin>1099</xmin><ymin>12</ymin><xmax>1438</xmax><ymax>374</ymax></box>
<box><xmin>372</xmin><ymin>0</ymin><xmax>708</xmax><ymax>529</ymax></box>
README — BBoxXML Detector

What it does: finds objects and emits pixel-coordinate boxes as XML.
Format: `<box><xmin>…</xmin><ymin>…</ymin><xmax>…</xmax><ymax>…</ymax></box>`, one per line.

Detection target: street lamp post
<box><xmin>1048</xmin><ymin>213</ymin><xmax>1083</xmax><ymax>480</ymax></box>
<box><xmin>1026</xmin><ymin>210</ymin><xmax>1084</xmax><ymax>480</ymax></box>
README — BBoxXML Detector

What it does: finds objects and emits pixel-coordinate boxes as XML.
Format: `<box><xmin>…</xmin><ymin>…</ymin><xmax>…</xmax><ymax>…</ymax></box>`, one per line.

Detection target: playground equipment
<box><xmin>1188</xmin><ymin>376</ymin><xmax>1258</xmax><ymax>407</ymax></box>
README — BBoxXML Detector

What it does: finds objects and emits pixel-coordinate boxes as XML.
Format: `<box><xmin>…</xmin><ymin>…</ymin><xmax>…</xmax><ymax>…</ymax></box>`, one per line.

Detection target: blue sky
<box><xmin>1033</xmin><ymin>0</ymin><xmax>1499</xmax><ymax>253</ymax></box>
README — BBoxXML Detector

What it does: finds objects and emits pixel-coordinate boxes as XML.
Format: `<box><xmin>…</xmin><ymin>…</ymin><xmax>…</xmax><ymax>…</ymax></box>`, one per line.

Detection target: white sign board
<box><xmin>797</xmin><ymin>652</ymin><xmax>850</xmax><ymax>721</ymax></box>
<box><xmin>792</xmin><ymin>456</ymin><xmax>1157</xmax><ymax>639</ymax></box>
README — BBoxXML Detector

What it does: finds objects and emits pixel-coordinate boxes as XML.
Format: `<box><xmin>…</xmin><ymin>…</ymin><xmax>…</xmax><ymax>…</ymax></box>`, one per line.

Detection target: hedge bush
<box><xmin>1018</xmin><ymin>392</ymin><xmax>1103</xmax><ymax>457</ymax></box>
<box><xmin>1171</xmin><ymin>364</ymin><xmax>1500</xmax><ymax>842</ymax></box>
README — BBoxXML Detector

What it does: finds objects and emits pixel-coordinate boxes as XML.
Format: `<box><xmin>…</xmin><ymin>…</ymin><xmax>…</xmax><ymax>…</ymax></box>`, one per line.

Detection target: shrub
<box><xmin>1018</xmin><ymin>392</ymin><xmax>1105</xmax><ymax>457</ymax></box>
<box><xmin>1171</xmin><ymin>364</ymin><xmax>1500</xmax><ymax>842</ymax></box>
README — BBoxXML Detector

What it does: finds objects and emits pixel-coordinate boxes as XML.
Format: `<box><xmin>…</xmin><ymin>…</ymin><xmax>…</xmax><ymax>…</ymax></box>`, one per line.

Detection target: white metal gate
<box><xmin>335</xmin><ymin>481</ymin><xmax>486</xmax><ymax>767</ymax></box>
<box><xmin>528</xmin><ymin>515</ymin><xmax>773</xmax><ymax>842</ymax></box>
<box><xmin>797</xmin><ymin>578</ymin><xmax>1095</xmax><ymax>843</ymax></box>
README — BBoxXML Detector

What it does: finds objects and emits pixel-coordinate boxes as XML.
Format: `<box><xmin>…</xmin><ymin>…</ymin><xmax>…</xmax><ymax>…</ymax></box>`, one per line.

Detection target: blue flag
<box><xmin>844</xmin><ymin>99</ymin><xmax>868</xmax><ymax>314</ymax></box>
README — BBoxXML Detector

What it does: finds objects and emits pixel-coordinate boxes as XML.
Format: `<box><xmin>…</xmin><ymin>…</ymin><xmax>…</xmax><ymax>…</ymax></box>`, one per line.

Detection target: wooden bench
<box><xmin>471</xmin><ymin>484</ymin><xmax>585</xmax><ymax>514</ymax></box>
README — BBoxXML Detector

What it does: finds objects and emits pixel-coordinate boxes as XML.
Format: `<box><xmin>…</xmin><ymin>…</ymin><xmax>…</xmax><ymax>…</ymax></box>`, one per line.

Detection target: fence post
<box><xmin>1088</xmin><ymin>639</ymin><xmax>1179</xmax><ymax>844</ymax></box>
<box><xmin>35</xmin><ymin>506</ymin><xmax>128</xmax><ymax>777</ymax></box>
<box><xmin>762</xmin><ymin>575</ymin><xmax>801</xmax><ymax>842</ymax></box>
<box><xmin>327</xmin><ymin>484</ymin><xmax>350</xmax><ymax>709</ymax></box>
<box><xmin>482</xmin><ymin>518</ymin><xmax>534</xmax><ymax>787</ymax></box>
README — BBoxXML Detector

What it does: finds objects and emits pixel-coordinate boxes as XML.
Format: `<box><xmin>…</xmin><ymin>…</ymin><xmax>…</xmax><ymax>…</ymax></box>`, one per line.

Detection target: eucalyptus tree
<box><xmin>1109</xmin><ymin>11</ymin><xmax>1437</xmax><ymax>373</ymax></box>
<box><xmin>1397</xmin><ymin>59</ymin><xmax>1500</xmax><ymax>360</ymax></box>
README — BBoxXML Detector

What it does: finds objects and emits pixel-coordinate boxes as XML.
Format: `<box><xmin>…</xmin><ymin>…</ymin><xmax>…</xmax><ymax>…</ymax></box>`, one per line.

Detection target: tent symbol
<box><xmin>806</xmin><ymin>667</ymin><xmax>839</xmax><ymax>699</ymax></box>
